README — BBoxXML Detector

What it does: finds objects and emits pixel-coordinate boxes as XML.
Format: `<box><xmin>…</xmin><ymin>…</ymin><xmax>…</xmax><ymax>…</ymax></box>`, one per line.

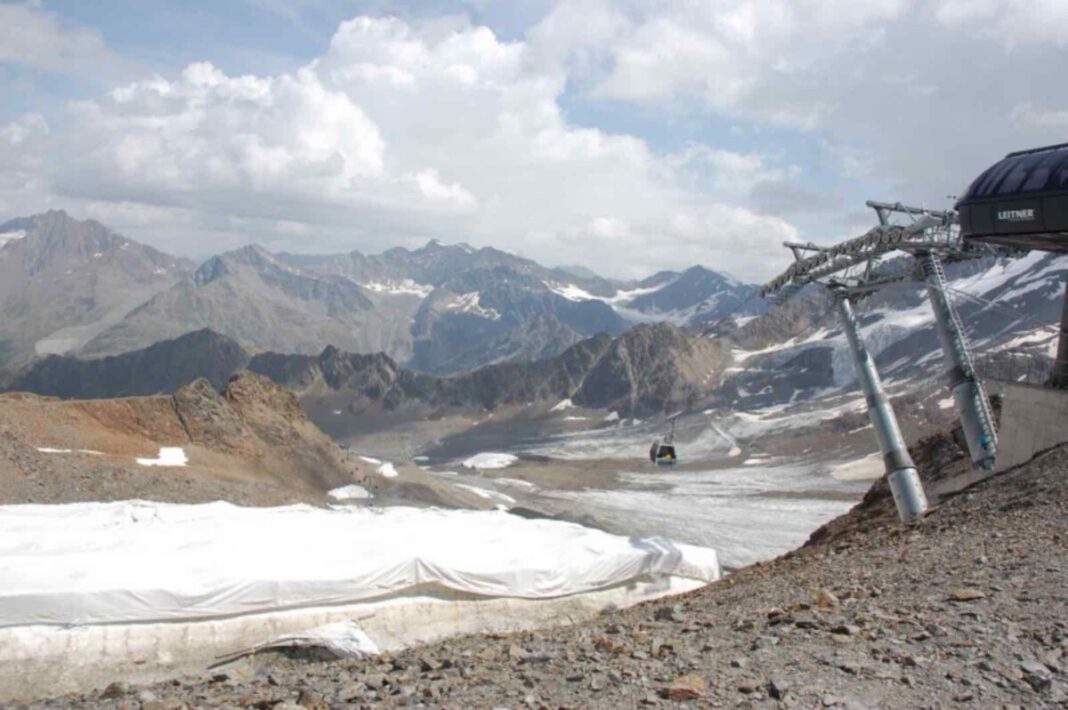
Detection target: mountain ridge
<box><xmin>3</xmin><ymin>323</ymin><xmax>729</xmax><ymax>418</ymax></box>
<box><xmin>0</xmin><ymin>210</ymin><xmax>757</xmax><ymax>375</ymax></box>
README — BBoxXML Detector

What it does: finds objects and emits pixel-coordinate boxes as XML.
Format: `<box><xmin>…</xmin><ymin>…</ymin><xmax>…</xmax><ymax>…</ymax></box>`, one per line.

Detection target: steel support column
<box><xmin>835</xmin><ymin>292</ymin><xmax>928</xmax><ymax>522</ymax></box>
<box><xmin>921</xmin><ymin>253</ymin><xmax>998</xmax><ymax>469</ymax></box>
<box><xmin>1054</xmin><ymin>274</ymin><xmax>1068</xmax><ymax>389</ymax></box>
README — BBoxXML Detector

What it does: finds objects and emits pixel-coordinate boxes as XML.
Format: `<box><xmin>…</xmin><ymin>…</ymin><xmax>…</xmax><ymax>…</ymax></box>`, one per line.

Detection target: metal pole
<box><xmin>1054</xmin><ymin>274</ymin><xmax>1068</xmax><ymax>389</ymax></box>
<box><xmin>834</xmin><ymin>291</ymin><xmax>928</xmax><ymax>522</ymax></box>
<box><xmin>920</xmin><ymin>253</ymin><xmax>998</xmax><ymax>469</ymax></box>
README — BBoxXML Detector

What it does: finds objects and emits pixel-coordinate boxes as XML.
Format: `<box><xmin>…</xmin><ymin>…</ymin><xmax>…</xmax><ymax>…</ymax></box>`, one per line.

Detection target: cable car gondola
<box><xmin>649</xmin><ymin>417</ymin><xmax>678</xmax><ymax>467</ymax></box>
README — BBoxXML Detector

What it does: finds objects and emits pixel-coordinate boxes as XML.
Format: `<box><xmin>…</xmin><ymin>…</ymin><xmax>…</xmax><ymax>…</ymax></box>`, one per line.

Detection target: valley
<box><xmin>4</xmin><ymin>4</ymin><xmax>1068</xmax><ymax>705</ymax></box>
<box><xmin>1</xmin><ymin>210</ymin><xmax>1061</xmax><ymax>570</ymax></box>
<box><xmin>0</xmin><ymin>209</ymin><xmax>1065</xmax><ymax>706</ymax></box>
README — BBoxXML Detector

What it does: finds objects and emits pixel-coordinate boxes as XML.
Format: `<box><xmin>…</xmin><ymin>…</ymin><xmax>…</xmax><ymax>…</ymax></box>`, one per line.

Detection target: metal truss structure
<box><xmin>759</xmin><ymin>201</ymin><xmax>1005</xmax><ymax>522</ymax></box>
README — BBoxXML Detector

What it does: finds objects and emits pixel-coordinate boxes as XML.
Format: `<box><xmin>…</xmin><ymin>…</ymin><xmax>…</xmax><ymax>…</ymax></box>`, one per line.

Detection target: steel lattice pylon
<box><xmin>759</xmin><ymin>200</ymin><xmax>1009</xmax><ymax>522</ymax></box>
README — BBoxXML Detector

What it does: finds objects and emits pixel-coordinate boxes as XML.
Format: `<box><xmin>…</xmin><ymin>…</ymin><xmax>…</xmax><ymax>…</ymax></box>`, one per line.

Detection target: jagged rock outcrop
<box><xmin>570</xmin><ymin>323</ymin><xmax>729</xmax><ymax>413</ymax></box>
<box><xmin>249</xmin><ymin>347</ymin><xmax>401</xmax><ymax>406</ymax></box>
<box><xmin>265</xmin><ymin>323</ymin><xmax>725</xmax><ymax>416</ymax></box>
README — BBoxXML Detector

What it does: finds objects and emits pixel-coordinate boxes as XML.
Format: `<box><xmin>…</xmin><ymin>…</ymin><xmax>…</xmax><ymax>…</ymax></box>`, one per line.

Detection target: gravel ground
<box><xmin>17</xmin><ymin>443</ymin><xmax>1068</xmax><ymax>709</ymax></box>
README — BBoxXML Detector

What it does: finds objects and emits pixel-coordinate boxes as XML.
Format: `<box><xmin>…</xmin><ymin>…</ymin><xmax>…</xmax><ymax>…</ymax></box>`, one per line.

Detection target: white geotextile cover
<box><xmin>0</xmin><ymin>501</ymin><xmax>720</xmax><ymax>628</ymax></box>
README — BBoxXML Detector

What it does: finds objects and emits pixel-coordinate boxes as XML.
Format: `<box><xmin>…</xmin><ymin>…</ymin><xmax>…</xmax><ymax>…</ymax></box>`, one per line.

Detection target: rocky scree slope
<box><xmin>41</xmin><ymin>438</ymin><xmax>1068</xmax><ymax>708</ymax></box>
<box><xmin>0</xmin><ymin>371</ymin><xmax>364</xmax><ymax>505</ymax></box>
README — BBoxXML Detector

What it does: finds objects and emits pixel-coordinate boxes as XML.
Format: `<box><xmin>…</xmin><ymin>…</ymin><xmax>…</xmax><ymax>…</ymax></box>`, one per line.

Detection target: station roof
<box><xmin>957</xmin><ymin>143</ymin><xmax>1068</xmax><ymax>251</ymax></box>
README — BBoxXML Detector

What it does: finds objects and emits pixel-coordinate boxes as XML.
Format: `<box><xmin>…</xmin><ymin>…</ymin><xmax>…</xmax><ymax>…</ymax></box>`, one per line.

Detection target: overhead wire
<box><xmin>934</xmin><ymin>282</ymin><xmax>1061</xmax><ymax>337</ymax></box>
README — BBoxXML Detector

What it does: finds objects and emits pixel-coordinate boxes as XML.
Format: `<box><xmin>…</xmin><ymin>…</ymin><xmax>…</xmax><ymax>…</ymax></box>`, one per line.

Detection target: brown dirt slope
<box><xmin>0</xmin><ymin>371</ymin><xmax>366</xmax><ymax>505</ymax></box>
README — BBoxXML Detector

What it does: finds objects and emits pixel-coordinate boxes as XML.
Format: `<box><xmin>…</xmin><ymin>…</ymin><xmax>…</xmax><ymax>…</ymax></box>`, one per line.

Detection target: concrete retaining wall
<box><xmin>996</xmin><ymin>383</ymin><xmax>1068</xmax><ymax>471</ymax></box>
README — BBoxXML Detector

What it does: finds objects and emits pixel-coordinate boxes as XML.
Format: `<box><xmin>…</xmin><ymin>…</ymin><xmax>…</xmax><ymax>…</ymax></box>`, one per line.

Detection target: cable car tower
<box><xmin>759</xmin><ymin>201</ymin><xmax>1002</xmax><ymax>522</ymax></box>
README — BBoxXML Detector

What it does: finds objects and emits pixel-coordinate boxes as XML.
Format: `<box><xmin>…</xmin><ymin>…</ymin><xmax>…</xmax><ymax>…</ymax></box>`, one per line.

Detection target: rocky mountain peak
<box><xmin>624</xmin><ymin>264</ymin><xmax>762</xmax><ymax>326</ymax></box>
<box><xmin>572</xmin><ymin>321</ymin><xmax>728</xmax><ymax>414</ymax></box>
<box><xmin>0</xmin><ymin>211</ymin><xmax>196</xmax><ymax>369</ymax></box>
<box><xmin>3</xmin><ymin>210</ymin><xmax>123</xmax><ymax>272</ymax></box>
<box><xmin>193</xmin><ymin>244</ymin><xmax>280</xmax><ymax>285</ymax></box>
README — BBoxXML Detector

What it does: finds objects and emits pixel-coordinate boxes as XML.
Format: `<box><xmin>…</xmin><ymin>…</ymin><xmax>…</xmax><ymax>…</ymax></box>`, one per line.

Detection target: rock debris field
<box><xmin>19</xmin><ymin>444</ymin><xmax>1068</xmax><ymax>709</ymax></box>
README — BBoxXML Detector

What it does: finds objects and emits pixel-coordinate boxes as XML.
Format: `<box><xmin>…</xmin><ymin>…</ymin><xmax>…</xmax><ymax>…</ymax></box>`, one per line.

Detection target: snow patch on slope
<box><xmin>462</xmin><ymin>453</ymin><xmax>518</xmax><ymax>470</ymax></box>
<box><xmin>0</xmin><ymin>230</ymin><xmax>26</xmax><ymax>248</ymax></box>
<box><xmin>363</xmin><ymin>279</ymin><xmax>433</xmax><ymax>298</ymax></box>
<box><xmin>36</xmin><ymin>448</ymin><xmax>103</xmax><ymax>455</ymax></box>
<box><xmin>328</xmin><ymin>485</ymin><xmax>373</xmax><ymax>501</ymax></box>
<box><xmin>544</xmin><ymin>282</ymin><xmax>596</xmax><ymax>302</ymax></box>
<box><xmin>136</xmin><ymin>447</ymin><xmax>188</xmax><ymax>467</ymax></box>
<box><xmin>445</xmin><ymin>292</ymin><xmax>500</xmax><ymax>320</ymax></box>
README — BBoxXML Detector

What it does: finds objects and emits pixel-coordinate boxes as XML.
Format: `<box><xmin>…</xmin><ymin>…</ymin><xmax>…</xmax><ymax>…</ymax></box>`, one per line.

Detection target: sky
<box><xmin>1</xmin><ymin>0</ymin><xmax>1066</xmax><ymax>281</ymax></box>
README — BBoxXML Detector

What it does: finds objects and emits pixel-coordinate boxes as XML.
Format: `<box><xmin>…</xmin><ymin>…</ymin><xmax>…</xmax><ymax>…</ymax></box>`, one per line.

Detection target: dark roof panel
<box><xmin>962</xmin><ymin>144</ymin><xmax>1068</xmax><ymax>201</ymax></box>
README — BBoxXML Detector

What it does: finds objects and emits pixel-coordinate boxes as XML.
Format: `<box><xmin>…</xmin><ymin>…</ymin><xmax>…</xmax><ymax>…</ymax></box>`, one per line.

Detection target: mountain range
<box><xmin>0</xmin><ymin>211</ymin><xmax>762</xmax><ymax>375</ymax></box>
<box><xmin>3</xmin><ymin>324</ymin><xmax>729</xmax><ymax>418</ymax></box>
<box><xmin>2</xmin><ymin>209</ymin><xmax>1065</xmax><ymax>428</ymax></box>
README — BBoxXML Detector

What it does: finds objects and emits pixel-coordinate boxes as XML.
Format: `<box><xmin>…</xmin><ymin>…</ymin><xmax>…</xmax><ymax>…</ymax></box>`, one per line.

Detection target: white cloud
<box><xmin>933</xmin><ymin>0</ymin><xmax>1068</xmax><ymax>46</ymax></box>
<box><xmin>666</xmin><ymin>144</ymin><xmax>797</xmax><ymax>197</ymax></box>
<box><xmin>67</xmin><ymin>62</ymin><xmax>384</xmax><ymax>200</ymax></box>
<box><xmin>0</xmin><ymin>113</ymin><xmax>49</xmax><ymax>146</ymax></box>
<box><xmin>529</xmin><ymin>0</ymin><xmax>1067</xmax><ymax>218</ymax></box>
<box><xmin>0</xmin><ymin>3</ymin><xmax>135</xmax><ymax>80</ymax></box>
<box><xmin>0</xmin><ymin>113</ymin><xmax>51</xmax><ymax>217</ymax></box>
<box><xmin>31</xmin><ymin>13</ymin><xmax>799</xmax><ymax>280</ymax></box>
<box><xmin>536</xmin><ymin>0</ymin><xmax>908</xmax><ymax>130</ymax></box>
<box><xmin>10</xmin><ymin>3</ymin><xmax>1067</xmax><ymax>282</ymax></box>
<box><xmin>413</xmin><ymin>169</ymin><xmax>478</xmax><ymax>208</ymax></box>
<box><xmin>1011</xmin><ymin>103</ymin><xmax>1068</xmax><ymax>130</ymax></box>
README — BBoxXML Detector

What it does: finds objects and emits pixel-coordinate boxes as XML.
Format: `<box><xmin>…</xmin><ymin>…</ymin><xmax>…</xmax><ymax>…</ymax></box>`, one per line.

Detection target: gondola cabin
<box><xmin>649</xmin><ymin>441</ymin><xmax>677</xmax><ymax>466</ymax></box>
<box><xmin>649</xmin><ymin>416</ymin><xmax>681</xmax><ymax>467</ymax></box>
<box><xmin>656</xmin><ymin>444</ymin><xmax>677</xmax><ymax>466</ymax></box>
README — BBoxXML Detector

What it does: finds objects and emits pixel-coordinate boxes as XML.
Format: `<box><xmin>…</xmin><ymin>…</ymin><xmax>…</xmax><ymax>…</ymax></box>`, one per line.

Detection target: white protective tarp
<box><xmin>0</xmin><ymin>501</ymin><xmax>719</xmax><ymax>628</ymax></box>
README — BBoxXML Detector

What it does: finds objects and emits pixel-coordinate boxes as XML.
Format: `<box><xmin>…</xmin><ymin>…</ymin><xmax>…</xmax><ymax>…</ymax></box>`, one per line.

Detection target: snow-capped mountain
<box><xmin>620</xmin><ymin>265</ymin><xmax>766</xmax><ymax>325</ymax></box>
<box><xmin>0</xmin><ymin>211</ymin><xmax>758</xmax><ymax>375</ymax></box>
<box><xmin>5</xmin><ymin>210</ymin><xmax>1063</xmax><ymax>395</ymax></box>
